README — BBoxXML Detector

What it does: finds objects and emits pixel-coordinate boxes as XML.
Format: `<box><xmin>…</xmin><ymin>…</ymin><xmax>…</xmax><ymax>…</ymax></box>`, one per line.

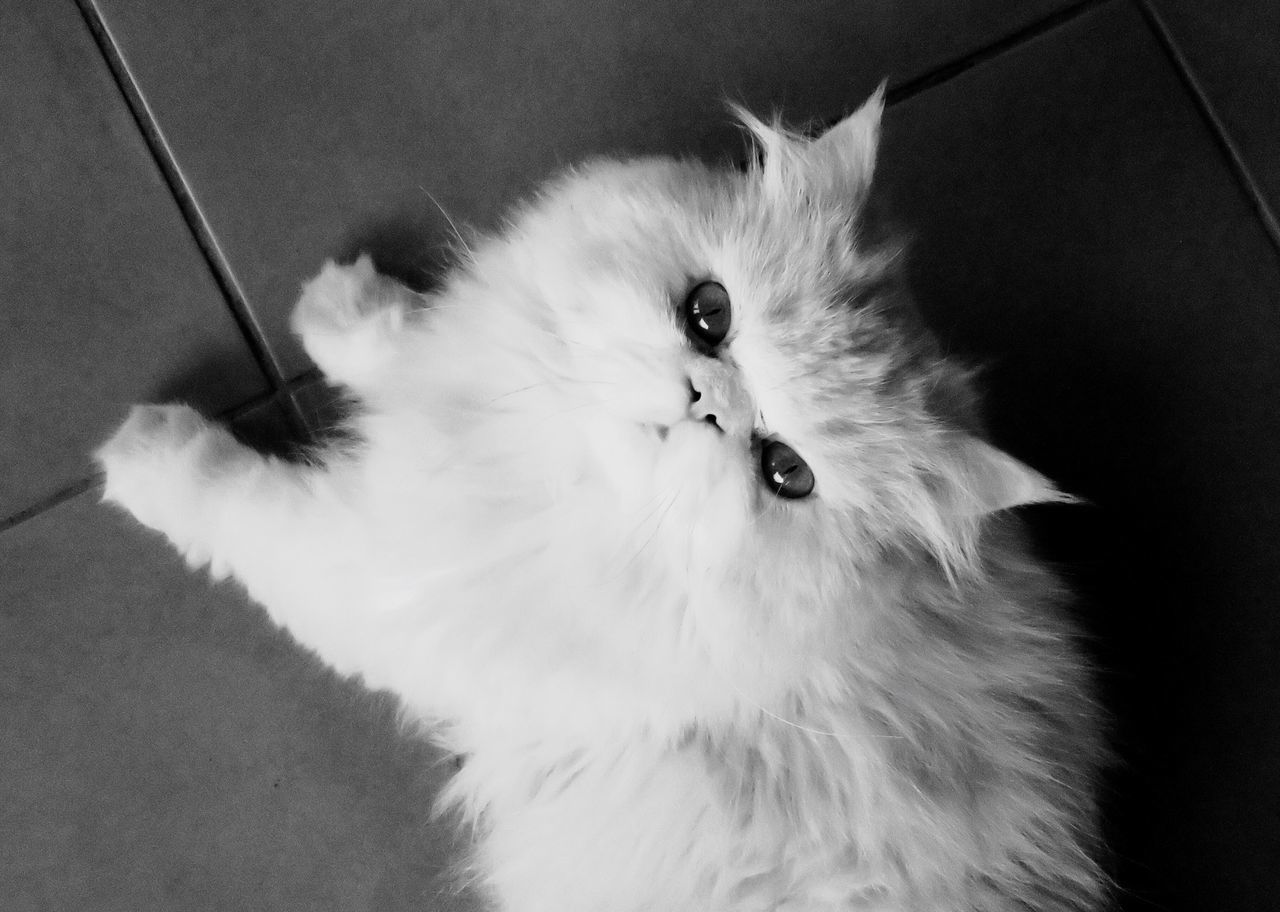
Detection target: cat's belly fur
<box><xmin>457</xmin><ymin>743</ymin><xmax>869</xmax><ymax>912</ymax></box>
<box><xmin>445</xmin><ymin>728</ymin><xmax>1041</xmax><ymax>912</ymax></box>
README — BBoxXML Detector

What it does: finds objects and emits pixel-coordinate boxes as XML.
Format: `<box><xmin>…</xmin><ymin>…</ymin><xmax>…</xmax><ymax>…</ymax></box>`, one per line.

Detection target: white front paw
<box><xmin>96</xmin><ymin>404</ymin><xmax>213</xmax><ymax>531</ymax></box>
<box><xmin>291</xmin><ymin>255</ymin><xmax>417</xmax><ymax>383</ymax></box>
<box><xmin>100</xmin><ymin>403</ymin><xmax>207</xmax><ymax>459</ymax></box>
<box><xmin>291</xmin><ymin>253</ymin><xmax>419</xmax><ymax>337</ymax></box>
<box><xmin>292</xmin><ymin>254</ymin><xmax>380</xmax><ymax>336</ymax></box>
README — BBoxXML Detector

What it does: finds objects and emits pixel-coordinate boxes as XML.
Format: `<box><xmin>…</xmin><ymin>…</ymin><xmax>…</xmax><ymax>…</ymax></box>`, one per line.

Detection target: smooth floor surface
<box><xmin>3</xmin><ymin>2</ymin><xmax>1278</xmax><ymax>909</ymax></box>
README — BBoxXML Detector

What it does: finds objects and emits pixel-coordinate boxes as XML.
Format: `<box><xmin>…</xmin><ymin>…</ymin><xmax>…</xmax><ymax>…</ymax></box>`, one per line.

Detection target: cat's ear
<box><xmin>943</xmin><ymin>435</ymin><xmax>1075</xmax><ymax>516</ymax></box>
<box><xmin>912</xmin><ymin>434</ymin><xmax>1073</xmax><ymax>581</ymax></box>
<box><xmin>736</xmin><ymin>85</ymin><xmax>884</xmax><ymax>207</ymax></box>
<box><xmin>805</xmin><ymin>84</ymin><xmax>884</xmax><ymax>203</ymax></box>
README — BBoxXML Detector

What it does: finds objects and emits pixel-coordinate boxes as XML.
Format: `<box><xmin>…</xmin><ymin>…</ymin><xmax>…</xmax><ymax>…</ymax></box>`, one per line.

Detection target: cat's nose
<box><xmin>687</xmin><ymin>360</ymin><xmax>753</xmax><ymax>437</ymax></box>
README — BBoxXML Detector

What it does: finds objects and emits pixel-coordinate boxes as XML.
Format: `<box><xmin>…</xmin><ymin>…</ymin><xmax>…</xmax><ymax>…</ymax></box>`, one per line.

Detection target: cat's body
<box><xmin>98</xmin><ymin>92</ymin><xmax>1106</xmax><ymax>911</ymax></box>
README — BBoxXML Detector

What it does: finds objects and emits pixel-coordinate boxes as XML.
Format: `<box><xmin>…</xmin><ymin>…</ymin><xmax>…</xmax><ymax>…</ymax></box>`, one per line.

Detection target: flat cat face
<box><xmin>389</xmin><ymin>92</ymin><xmax>1065</xmax><ymax>704</ymax></box>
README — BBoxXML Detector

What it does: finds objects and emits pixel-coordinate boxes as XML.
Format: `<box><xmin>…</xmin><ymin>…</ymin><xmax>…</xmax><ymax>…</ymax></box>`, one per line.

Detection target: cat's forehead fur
<box><xmin>483</xmin><ymin>96</ymin><xmax>953</xmax><ymax>473</ymax></box>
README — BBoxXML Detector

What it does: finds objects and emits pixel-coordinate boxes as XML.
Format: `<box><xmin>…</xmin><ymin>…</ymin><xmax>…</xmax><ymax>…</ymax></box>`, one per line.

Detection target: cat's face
<box><xmin>413</xmin><ymin>92</ymin><xmax>1062</xmax><ymax>706</ymax></box>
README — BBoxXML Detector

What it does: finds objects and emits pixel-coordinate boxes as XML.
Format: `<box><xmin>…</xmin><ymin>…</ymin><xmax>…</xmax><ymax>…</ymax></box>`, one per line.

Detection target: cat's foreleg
<box><xmin>100</xmin><ymin>403</ymin><xmax>420</xmax><ymax>682</ymax></box>
<box><xmin>290</xmin><ymin>255</ymin><xmax>422</xmax><ymax>390</ymax></box>
<box><xmin>96</xmin><ymin>404</ymin><xmax>353</xmax><ymax>605</ymax></box>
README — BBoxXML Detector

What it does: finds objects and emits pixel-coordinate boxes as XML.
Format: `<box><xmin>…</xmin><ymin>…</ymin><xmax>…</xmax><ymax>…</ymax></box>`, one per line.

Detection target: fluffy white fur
<box><xmin>98</xmin><ymin>91</ymin><xmax>1106</xmax><ymax>911</ymax></box>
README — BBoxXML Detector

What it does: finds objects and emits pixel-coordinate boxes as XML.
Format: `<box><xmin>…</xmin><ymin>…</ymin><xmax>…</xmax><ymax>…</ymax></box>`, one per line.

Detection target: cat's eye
<box><xmin>682</xmin><ymin>281</ymin><xmax>731</xmax><ymax>349</ymax></box>
<box><xmin>760</xmin><ymin>440</ymin><xmax>815</xmax><ymax>499</ymax></box>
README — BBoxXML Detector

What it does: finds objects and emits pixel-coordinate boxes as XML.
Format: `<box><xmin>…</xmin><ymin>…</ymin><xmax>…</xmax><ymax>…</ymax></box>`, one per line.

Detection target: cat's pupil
<box><xmin>760</xmin><ymin>440</ymin><xmax>815</xmax><ymax>499</ymax></box>
<box><xmin>683</xmin><ymin>281</ymin><xmax>731</xmax><ymax>349</ymax></box>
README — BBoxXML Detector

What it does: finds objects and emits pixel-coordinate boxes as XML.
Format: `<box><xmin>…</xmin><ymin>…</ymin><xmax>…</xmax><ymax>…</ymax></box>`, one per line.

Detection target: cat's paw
<box><xmin>97</xmin><ymin>405</ymin><xmax>262</xmax><ymax>575</ymax></box>
<box><xmin>292</xmin><ymin>254</ymin><xmax>387</xmax><ymax>336</ymax></box>
<box><xmin>96</xmin><ymin>404</ymin><xmax>222</xmax><ymax>534</ymax></box>
<box><xmin>99</xmin><ymin>403</ymin><xmax>207</xmax><ymax>462</ymax></box>
<box><xmin>291</xmin><ymin>255</ymin><xmax>417</xmax><ymax>385</ymax></box>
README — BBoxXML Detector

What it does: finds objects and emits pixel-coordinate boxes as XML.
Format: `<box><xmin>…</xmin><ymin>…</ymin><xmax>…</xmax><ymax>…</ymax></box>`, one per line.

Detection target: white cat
<box><xmin>98</xmin><ymin>90</ymin><xmax>1106</xmax><ymax>911</ymax></box>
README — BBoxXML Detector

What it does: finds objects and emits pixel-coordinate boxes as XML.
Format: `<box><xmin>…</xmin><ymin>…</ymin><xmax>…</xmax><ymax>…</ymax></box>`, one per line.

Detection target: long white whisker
<box><xmin>704</xmin><ymin>660</ymin><xmax>840</xmax><ymax>738</ymax></box>
<box><xmin>615</xmin><ymin>481</ymin><xmax>683</xmax><ymax>577</ymax></box>
<box><xmin>420</xmin><ymin>186</ymin><xmax>473</xmax><ymax>257</ymax></box>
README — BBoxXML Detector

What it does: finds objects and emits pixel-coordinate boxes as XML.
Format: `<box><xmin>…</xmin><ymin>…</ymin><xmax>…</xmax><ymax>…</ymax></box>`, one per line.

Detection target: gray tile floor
<box><xmin>4</xmin><ymin>2</ymin><xmax>1278</xmax><ymax>909</ymax></box>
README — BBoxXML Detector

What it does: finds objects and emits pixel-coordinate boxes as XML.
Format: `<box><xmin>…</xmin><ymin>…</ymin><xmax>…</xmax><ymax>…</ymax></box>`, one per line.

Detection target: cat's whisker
<box><xmin>410</xmin><ymin>400</ymin><xmax>608</xmax><ymax>482</ymax></box>
<box><xmin>484</xmin><ymin>383</ymin><xmax>553</xmax><ymax>406</ymax></box>
<box><xmin>523</xmin><ymin>399</ymin><xmax>607</xmax><ymax>425</ymax></box>
<box><xmin>702</xmin><ymin>659</ymin><xmax>840</xmax><ymax>739</ymax></box>
<box><xmin>613</xmin><ymin>482</ymin><xmax>684</xmax><ymax>577</ymax></box>
<box><xmin>484</xmin><ymin>375</ymin><xmax>623</xmax><ymax>408</ymax></box>
<box><xmin>615</xmin><ymin>487</ymin><xmax>675</xmax><ymax>545</ymax></box>
<box><xmin>419</xmin><ymin>185</ymin><xmax>474</xmax><ymax>258</ymax></box>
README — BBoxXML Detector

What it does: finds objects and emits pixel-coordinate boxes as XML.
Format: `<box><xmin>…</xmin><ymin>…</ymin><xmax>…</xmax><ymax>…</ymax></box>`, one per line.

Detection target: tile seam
<box><xmin>71</xmin><ymin>0</ymin><xmax>309</xmax><ymax>436</ymax></box>
<box><xmin>887</xmin><ymin>0</ymin><xmax>1117</xmax><ymax>106</ymax></box>
<box><xmin>0</xmin><ymin>478</ymin><xmax>104</xmax><ymax>535</ymax></box>
<box><xmin>0</xmin><ymin>385</ymin><xmax>299</xmax><ymax>533</ymax></box>
<box><xmin>1133</xmin><ymin>0</ymin><xmax>1280</xmax><ymax>258</ymax></box>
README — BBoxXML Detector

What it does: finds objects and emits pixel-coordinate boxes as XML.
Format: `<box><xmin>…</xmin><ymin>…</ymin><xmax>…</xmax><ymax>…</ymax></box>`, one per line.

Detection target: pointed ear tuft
<box><xmin>733</xmin><ymin>85</ymin><xmax>885</xmax><ymax>207</ymax></box>
<box><xmin>947</xmin><ymin>436</ymin><xmax>1076</xmax><ymax>516</ymax></box>
<box><xmin>808</xmin><ymin>83</ymin><xmax>884</xmax><ymax>201</ymax></box>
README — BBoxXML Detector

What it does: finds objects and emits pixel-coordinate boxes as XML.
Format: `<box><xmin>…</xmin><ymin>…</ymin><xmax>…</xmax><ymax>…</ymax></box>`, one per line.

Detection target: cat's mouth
<box><xmin>645</xmin><ymin>418</ymin><xmax>737</xmax><ymax>457</ymax></box>
<box><xmin>646</xmin><ymin>420</ymin><xmax>719</xmax><ymax>444</ymax></box>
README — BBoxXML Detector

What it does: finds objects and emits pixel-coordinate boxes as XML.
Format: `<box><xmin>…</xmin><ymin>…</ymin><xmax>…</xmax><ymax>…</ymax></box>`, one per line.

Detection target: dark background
<box><xmin>2</xmin><ymin>1</ymin><xmax>1277</xmax><ymax>909</ymax></box>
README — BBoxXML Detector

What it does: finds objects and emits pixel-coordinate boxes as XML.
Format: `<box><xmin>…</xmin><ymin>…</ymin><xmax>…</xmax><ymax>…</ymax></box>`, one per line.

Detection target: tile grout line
<box><xmin>886</xmin><ymin>0</ymin><xmax>1115</xmax><ymax>106</ymax></box>
<box><xmin>1</xmin><ymin>4</ymin><xmax>318</xmax><ymax>536</ymax></box>
<box><xmin>0</xmin><ymin>382</ymin><xmax>307</xmax><ymax>534</ymax></box>
<box><xmin>1132</xmin><ymin>0</ymin><xmax>1280</xmax><ymax>259</ymax></box>
<box><xmin>71</xmin><ymin>0</ymin><xmax>310</xmax><ymax>438</ymax></box>
<box><xmin>0</xmin><ymin>478</ymin><xmax>104</xmax><ymax>536</ymax></box>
